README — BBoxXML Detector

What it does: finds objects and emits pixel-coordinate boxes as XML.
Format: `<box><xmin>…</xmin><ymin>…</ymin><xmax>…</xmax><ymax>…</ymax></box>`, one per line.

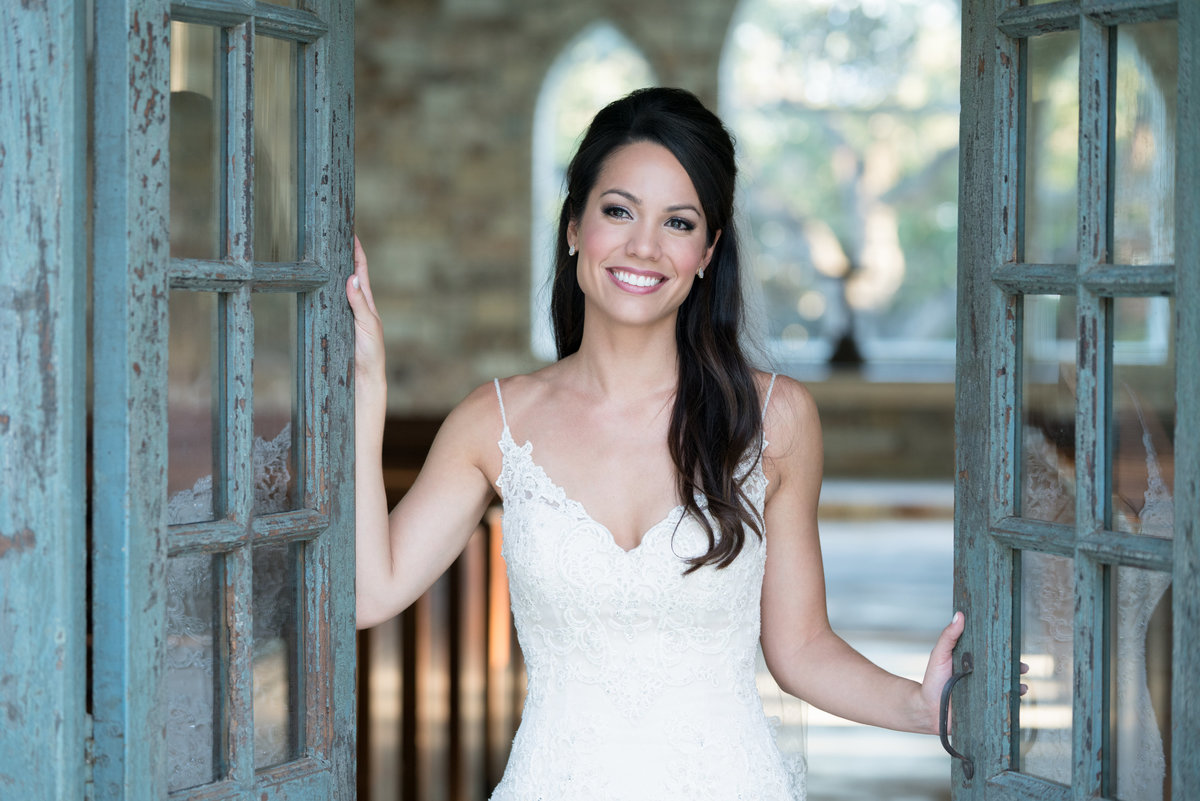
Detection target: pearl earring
<box><xmin>568</xmin><ymin>244</ymin><xmax>577</xmax><ymax>257</ymax></box>
<box><xmin>698</xmin><ymin>268</ymin><xmax>705</xmax><ymax>279</ymax></box>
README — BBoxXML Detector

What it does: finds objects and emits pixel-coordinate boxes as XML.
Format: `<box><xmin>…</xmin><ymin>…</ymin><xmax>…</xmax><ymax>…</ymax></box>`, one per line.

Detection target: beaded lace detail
<box><xmin>489</xmin><ymin>377</ymin><xmax>804</xmax><ymax>800</ymax></box>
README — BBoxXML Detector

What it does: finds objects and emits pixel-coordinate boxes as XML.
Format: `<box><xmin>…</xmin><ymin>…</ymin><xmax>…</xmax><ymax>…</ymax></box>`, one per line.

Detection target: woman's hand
<box><xmin>916</xmin><ymin>613</ymin><xmax>1030</xmax><ymax>734</ymax></box>
<box><xmin>346</xmin><ymin>236</ymin><xmax>498</xmax><ymax>628</ymax></box>
<box><xmin>917</xmin><ymin>611</ymin><xmax>966</xmax><ymax>733</ymax></box>
<box><xmin>346</xmin><ymin>235</ymin><xmax>386</xmax><ymax>392</ymax></box>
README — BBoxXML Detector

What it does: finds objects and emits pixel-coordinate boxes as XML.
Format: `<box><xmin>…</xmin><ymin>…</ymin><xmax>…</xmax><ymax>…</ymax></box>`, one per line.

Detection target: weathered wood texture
<box><xmin>91</xmin><ymin>0</ymin><xmax>173</xmax><ymax>798</ymax></box>
<box><xmin>160</xmin><ymin>0</ymin><xmax>357</xmax><ymax>796</ymax></box>
<box><xmin>955</xmin><ymin>0</ymin><xmax>1011</xmax><ymax>794</ymax></box>
<box><xmin>317</xmin><ymin>0</ymin><xmax>359</xmax><ymax>794</ymax></box>
<box><xmin>1071</xmin><ymin>13</ymin><xmax>1111</xmax><ymax>799</ymax></box>
<box><xmin>957</xmin><ymin>0</ymin><xmax>1193</xmax><ymax>799</ymax></box>
<box><xmin>1172</xmin><ymin>0</ymin><xmax>1197</xmax><ymax>794</ymax></box>
<box><xmin>0</xmin><ymin>1</ymin><xmax>88</xmax><ymax>799</ymax></box>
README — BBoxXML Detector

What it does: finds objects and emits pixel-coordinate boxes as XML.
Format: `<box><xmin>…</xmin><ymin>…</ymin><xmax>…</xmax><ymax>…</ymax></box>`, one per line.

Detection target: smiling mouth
<box><xmin>609</xmin><ymin>269</ymin><xmax>665</xmax><ymax>289</ymax></box>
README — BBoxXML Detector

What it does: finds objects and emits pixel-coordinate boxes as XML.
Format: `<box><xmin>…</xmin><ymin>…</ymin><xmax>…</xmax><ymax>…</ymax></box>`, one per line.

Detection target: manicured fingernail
<box><xmin>352</xmin><ymin>276</ymin><xmax>360</xmax><ymax>289</ymax></box>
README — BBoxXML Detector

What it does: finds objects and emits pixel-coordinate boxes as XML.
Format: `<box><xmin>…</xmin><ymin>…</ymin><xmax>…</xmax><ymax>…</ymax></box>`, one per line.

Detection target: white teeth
<box><xmin>612</xmin><ymin>270</ymin><xmax>662</xmax><ymax>288</ymax></box>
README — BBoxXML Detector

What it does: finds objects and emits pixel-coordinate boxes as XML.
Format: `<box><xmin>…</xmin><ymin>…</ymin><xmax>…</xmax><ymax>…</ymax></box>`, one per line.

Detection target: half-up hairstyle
<box><xmin>548</xmin><ymin>87</ymin><xmax>763</xmax><ymax>572</ymax></box>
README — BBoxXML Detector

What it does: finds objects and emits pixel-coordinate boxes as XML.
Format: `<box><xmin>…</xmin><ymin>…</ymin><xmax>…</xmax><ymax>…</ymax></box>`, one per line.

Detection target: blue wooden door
<box><xmin>0</xmin><ymin>1</ymin><xmax>89</xmax><ymax>798</ymax></box>
<box><xmin>953</xmin><ymin>0</ymin><xmax>1196</xmax><ymax>798</ymax></box>
<box><xmin>89</xmin><ymin>0</ymin><xmax>357</xmax><ymax>798</ymax></box>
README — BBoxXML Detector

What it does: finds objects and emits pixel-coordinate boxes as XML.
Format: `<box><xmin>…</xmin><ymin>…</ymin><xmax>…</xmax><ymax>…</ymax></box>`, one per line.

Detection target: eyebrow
<box><xmin>600</xmin><ymin>188</ymin><xmax>701</xmax><ymax>216</ymax></box>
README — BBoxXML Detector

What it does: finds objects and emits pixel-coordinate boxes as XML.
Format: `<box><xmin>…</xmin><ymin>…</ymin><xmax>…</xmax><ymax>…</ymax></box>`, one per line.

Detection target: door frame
<box><xmin>0</xmin><ymin>1</ymin><xmax>89</xmax><ymax>798</ymax></box>
<box><xmin>953</xmin><ymin>0</ymin><xmax>1198</xmax><ymax>797</ymax></box>
<box><xmin>89</xmin><ymin>0</ymin><xmax>357</xmax><ymax>796</ymax></box>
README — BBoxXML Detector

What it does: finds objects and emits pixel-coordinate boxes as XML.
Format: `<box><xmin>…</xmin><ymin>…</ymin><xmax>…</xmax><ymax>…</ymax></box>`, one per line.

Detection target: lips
<box><xmin>608</xmin><ymin>268</ymin><xmax>665</xmax><ymax>290</ymax></box>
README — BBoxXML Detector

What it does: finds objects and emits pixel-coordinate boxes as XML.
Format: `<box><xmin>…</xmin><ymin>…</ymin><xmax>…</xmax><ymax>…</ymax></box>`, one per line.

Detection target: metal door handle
<box><xmin>939</xmin><ymin>651</ymin><xmax>974</xmax><ymax>780</ymax></box>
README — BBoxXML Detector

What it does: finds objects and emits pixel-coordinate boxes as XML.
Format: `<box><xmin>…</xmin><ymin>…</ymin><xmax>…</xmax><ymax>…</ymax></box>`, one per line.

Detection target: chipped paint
<box><xmin>0</xmin><ymin>529</ymin><xmax>36</xmax><ymax>559</ymax></box>
<box><xmin>959</xmin><ymin>0</ymin><xmax>1196</xmax><ymax>794</ymax></box>
<box><xmin>1</xmin><ymin>0</ymin><xmax>88</xmax><ymax>796</ymax></box>
<box><xmin>5</xmin><ymin>0</ymin><xmax>356</xmax><ymax>795</ymax></box>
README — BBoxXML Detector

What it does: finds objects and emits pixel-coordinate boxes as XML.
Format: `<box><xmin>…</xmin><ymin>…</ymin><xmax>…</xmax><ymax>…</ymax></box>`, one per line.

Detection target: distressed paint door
<box><xmin>90</xmin><ymin>0</ymin><xmax>356</xmax><ymax>798</ymax></box>
<box><xmin>0</xmin><ymin>1</ymin><xmax>88</xmax><ymax>798</ymax></box>
<box><xmin>953</xmin><ymin>0</ymin><xmax>1196</xmax><ymax>799</ymax></box>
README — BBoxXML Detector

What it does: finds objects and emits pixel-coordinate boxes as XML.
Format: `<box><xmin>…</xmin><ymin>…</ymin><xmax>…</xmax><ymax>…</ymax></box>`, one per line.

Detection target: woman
<box><xmin>349</xmin><ymin>87</ymin><xmax>963</xmax><ymax>800</ymax></box>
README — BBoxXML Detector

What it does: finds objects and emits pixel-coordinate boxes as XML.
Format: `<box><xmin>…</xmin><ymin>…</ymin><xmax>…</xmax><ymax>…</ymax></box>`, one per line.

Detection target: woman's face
<box><xmin>567</xmin><ymin>141</ymin><xmax>719</xmax><ymax>331</ymax></box>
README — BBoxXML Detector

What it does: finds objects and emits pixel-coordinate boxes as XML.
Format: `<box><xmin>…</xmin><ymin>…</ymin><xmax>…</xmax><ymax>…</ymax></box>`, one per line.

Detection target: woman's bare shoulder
<box><xmin>429</xmin><ymin>375</ymin><xmax>543</xmax><ymax>484</ymax></box>
<box><xmin>454</xmin><ymin>361</ymin><xmax>562</xmax><ymax>418</ymax></box>
<box><xmin>425</xmin><ymin>382</ymin><xmax>504</xmax><ymax>466</ymax></box>
<box><xmin>756</xmin><ymin>371</ymin><xmax>817</xmax><ymax>423</ymax></box>
<box><xmin>757</xmin><ymin>371</ymin><xmax>821</xmax><ymax>467</ymax></box>
<box><xmin>492</xmin><ymin>362</ymin><xmax>574</xmax><ymax>427</ymax></box>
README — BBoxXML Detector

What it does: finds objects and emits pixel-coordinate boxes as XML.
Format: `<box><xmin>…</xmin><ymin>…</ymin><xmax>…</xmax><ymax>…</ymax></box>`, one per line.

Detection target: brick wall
<box><xmin>354</xmin><ymin>0</ymin><xmax>740</xmax><ymax>411</ymax></box>
<box><xmin>353</xmin><ymin>0</ymin><xmax>957</xmax><ymax>479</ymax></box>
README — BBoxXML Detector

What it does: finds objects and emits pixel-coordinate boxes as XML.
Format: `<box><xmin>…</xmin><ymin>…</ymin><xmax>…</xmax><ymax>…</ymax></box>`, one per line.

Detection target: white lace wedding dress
<box><xmin>1020</xmin><ymin>387</ymin><xmax>1171</xmax><ymax>800</ymax></box>
<box><xmin>489</xmin><ymin>379</ymin><xmax>805</xmax><ymax>801</ymax></box>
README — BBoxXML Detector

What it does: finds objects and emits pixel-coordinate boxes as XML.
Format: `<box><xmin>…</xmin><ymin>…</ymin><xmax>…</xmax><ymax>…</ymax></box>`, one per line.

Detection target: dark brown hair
<box><xmin>549</xmin><ymin>87</ymin><xmax>763</xmax><ymax>571</ymax></box>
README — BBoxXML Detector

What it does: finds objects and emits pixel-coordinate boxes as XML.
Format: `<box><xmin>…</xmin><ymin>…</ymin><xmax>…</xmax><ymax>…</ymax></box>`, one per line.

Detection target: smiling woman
<box><xmin>566</xmin><ymin>141</ymin><xmax>717</xmax><ymax>328</ymax></box>
<box><xmin>350</xmin><ymin>87</ymin><xmax>966</xmax><ymax>801</ymax></box>
<box><xmin>531</xmin><ymin>22</ymin><xmax>657</xmax><ymax>361</ymax></box>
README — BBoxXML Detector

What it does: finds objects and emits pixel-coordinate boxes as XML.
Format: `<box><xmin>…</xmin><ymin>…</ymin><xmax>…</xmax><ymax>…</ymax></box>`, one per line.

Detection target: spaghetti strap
<box><xmin>760</xmin><ymin>373</ymin><xmax>778</xmax><ymax>421</ymax></box>
<box><xmin>493</xmin><ymin>378</ymin><xmax>509</xmax><ymax>430</ymax></box>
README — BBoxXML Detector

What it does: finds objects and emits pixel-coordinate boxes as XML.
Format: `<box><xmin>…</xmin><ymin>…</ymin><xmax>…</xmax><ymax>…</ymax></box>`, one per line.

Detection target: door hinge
<box><xmin>84</xmin><ymin>713</ymin><xmax>95</xmax><ymax>801</ymax></box>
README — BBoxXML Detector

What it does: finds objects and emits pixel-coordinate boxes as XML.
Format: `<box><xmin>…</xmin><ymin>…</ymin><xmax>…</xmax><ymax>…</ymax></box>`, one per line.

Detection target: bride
<box><xmin>349</xmin><ymin>87</ymin><xmax>963</xmax><ymax>800</ymax></box>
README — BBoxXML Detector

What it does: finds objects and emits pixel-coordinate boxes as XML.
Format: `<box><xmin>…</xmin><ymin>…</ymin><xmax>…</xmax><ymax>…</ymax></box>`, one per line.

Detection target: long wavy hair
<box><xmin>549</xmin><ymin>87</ymin><xmax>763</xmax><ymax>572</ymax></box>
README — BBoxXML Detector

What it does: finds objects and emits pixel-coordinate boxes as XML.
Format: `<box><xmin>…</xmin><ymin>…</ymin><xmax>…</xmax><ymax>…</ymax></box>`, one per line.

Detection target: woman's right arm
<box><xmin>347</xmin><ymin>238</ymin><xmax>498</xmax><ymax>628</ymax></box>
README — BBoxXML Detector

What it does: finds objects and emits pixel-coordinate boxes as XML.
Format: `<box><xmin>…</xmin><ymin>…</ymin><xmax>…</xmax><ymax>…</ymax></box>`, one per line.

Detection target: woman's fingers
<box><xmin>933</xmin><ymin>611</ymin><xmax>966</xmax><ymax>666</ymax></box>
<box><xmin>347</xmin><ymin>235</ymin><xmax>386</xmax><ymax>384</ymax></box>
<box><xmin>919</xmin><ymin>611</ymin><xmax>967</xmax><ymax>729</ymax></box>
<box><xmin>347</xmin><ymin>235</ymin><xmax>381</xmax><ymax>329</ymax></box>
<box><xmin>352</xmin><ymin>235</ymin><xmax>379</xmax><ymax>315</ymax></box>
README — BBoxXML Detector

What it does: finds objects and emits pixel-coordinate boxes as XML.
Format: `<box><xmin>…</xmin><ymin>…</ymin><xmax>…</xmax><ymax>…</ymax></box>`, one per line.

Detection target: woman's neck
<box><xmin>568</xmin><ymin>316</ymin><xmax>680</xmax><ymax>400</ymax></box>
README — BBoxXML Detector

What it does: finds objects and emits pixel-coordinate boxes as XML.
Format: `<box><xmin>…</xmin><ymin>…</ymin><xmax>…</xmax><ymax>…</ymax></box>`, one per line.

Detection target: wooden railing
<box><xmin>357</xmin><ymin>506</ymin><xmax>525</xmax><ymax>801</ymax></box>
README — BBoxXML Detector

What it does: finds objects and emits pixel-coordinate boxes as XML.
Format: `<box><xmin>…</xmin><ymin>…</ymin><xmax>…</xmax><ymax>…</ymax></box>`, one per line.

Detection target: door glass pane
<box><xmin>253</xmin><ymin>292</ymin><xmax>299</xmax><ymax>514</ymax></box>
<box><xmin>1113</xmin><ymin>20</ymin><xmax>1177</xmax><ymax>266</ymax></box>
<box><xmin>168</xmin><ymin>291</ymin><xmax>217</xmax><ymax>525</ymax></box>
<box><xmin>169</xmin><ymin>22</ymin><xmax>222</xmax><ymax>260</ymax></box>
<box><xmin>1017</xmin><ymin>550</ymin><xmax>1074</xmax><ymax>785</ymax></box>
<box><xmin>1024</xmin><ymin>31</ymin><xmax>1079</xmax><ymax>264</ymax></box>
<box><xmin>254</xmin><ymin>35</ymin><xmax>300</xmax><ymax>262</ymax></box>
<box><xmin>1021</xmin><ymin>294</ymin><xmax>1077</xmax><ymax>522</ymax></box>
<box><xmin>1110</xmin><ymin>297</ymin><xmax>1174</xmax><ymax>538</ymax></box>
<box><xmin>166</xmin><ymin>553</ymin><xmax>220</xmax><ymax>791</ymax></box>
<box><xmin>1110</xmin><ymin>565</ymin><xmax>1172</xmax><ymax>800</ymax></box>
<box><xmin>253</xmin><ymin>540</ymin><xmax>304</xmax><ymax>768</ymax></box>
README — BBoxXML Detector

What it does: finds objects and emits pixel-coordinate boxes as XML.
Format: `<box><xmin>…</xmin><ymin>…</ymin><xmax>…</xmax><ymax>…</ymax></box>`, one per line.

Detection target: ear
<box><xmin>701</xmin><ymin>229</ymin><xmax>722</xmax><ymax>270</ymax></box>
<box><xmin>566</xmin><ymin>219</ymin><xmax>579</xmax><ymax>253</ymax></box>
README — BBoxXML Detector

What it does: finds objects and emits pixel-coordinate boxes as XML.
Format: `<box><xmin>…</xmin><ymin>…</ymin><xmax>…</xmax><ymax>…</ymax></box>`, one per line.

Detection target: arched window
<box><xmin>720</xmin><ymin>0</ymin><xmax>961</xmax><ymax>376</ymax></box>
<box><xmin>531</xmin><ymin>22</ymin><xmax>656</xmax><ymax>360</ymax></box>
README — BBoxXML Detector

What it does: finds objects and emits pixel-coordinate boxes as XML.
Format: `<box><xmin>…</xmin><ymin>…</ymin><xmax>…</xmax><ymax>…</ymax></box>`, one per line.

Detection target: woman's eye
<box><xmin>666</xmin><ymin>217</ymin><xmax>697</xmax><ymax>232</ymax></box>
<box><xmin>603</xmin><ymin>205</ymin><xmax>631</xmax><ymax>220</ymax></box>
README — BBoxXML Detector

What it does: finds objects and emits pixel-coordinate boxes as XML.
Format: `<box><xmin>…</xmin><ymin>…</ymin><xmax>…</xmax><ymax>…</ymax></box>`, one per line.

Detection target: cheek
<box><xmin>673</xmin><ymin>239</ymin><xmax>711</xmax><ymax>273</ymax></box>
<box><xmin>580</xmin><ymin>224</ymin><xmax>615</xmax><ymax>256</ymax></box>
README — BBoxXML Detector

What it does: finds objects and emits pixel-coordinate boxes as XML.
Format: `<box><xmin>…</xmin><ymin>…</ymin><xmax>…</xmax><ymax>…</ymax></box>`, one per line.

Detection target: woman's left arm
<box><xmin>758</xmin><ymin>376</ymin><xmax>963</xmax><ymax>734</ymax></box>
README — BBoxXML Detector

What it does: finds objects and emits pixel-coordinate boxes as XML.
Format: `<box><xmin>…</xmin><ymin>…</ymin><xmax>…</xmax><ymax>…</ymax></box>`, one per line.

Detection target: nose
<box><xmin>625</xmin><ymin>221</ymin><xmax>661</xmax><ymax>261</ymax></box>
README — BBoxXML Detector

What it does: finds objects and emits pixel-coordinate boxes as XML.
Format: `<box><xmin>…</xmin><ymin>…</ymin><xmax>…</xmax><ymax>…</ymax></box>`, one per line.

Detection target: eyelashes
<box><xmin>602</xmin><ymin>204</ymin><xmax>632</xmax><ymax>220</ymax></box>
<box><xmin>601</xmin><ymin>205</ymin><xmax>698</xmax><ymax>232</ymax></box>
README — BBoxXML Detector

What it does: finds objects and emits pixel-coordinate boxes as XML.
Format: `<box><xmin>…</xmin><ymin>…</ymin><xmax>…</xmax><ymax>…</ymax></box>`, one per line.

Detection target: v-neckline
<box><xmin>499</xmin><ymin>428</ymin><xmax>685</xmax><ymax>554</ymax></box>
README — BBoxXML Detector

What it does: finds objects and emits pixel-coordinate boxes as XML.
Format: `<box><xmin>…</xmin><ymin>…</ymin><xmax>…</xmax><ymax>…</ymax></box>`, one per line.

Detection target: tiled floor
<box><xmin>765</xmin><ymin>480</ymin><xmax>957</xmax><ymax>801</ymax></box>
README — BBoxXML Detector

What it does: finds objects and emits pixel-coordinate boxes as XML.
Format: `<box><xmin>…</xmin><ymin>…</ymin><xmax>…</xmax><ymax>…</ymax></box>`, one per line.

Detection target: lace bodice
<box><xmin>488</xmin><ymin>378</ymin><xmax>804</xmax><ymax>801</ymax></box>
